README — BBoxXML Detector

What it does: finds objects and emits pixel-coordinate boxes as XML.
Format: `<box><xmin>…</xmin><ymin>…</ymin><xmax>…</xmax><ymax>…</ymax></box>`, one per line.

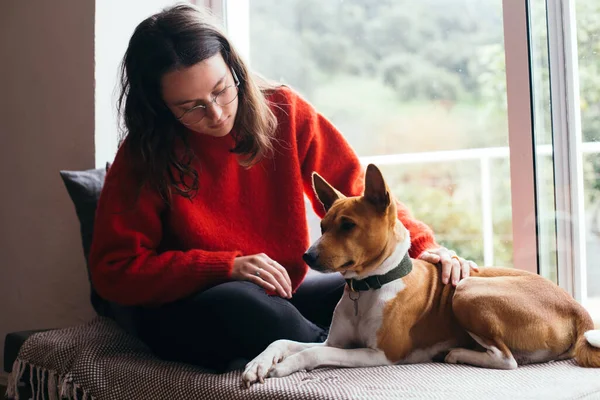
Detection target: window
<box><xmin>574</xmin><ymin>0</ymin><xmax>600</xmax><ymax>321</ymax></box>
<box><xmin>246</xmin><ymin>0</ymin><xmax>515</xmax><ymax>268</ymax></box>
<box><xmin>215</xmin><ymin>0</ymin><xmax>598</xmax><ymax>324</ymax></box>
<box><xmin>95</xmin><ymin>0</ymin><xmax>191</xmax><ymax>168</ymax></box>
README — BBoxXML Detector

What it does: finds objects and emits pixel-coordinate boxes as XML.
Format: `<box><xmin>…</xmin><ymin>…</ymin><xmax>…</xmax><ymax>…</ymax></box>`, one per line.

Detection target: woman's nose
<box><xmin>206</xmin><ymin>102</ymin><xmax>223</xmax><ymax>121</ymax></box>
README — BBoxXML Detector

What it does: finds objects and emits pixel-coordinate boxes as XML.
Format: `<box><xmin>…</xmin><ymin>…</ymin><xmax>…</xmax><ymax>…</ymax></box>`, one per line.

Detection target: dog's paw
<box><xmin>241</xmin><ymin>359</ymin><xmax>271</xmax><ymax>387</ymax></box>
<box><xmin>269</xmin><ymin>356</ymin><xmax>303</xmax><ymax>378</ymax></box>
<box><xmin>444</xmin><ymin>348</ymin><xmax>462</xmax><ymax>364</ymax></box>
<box><xmin>241</xmin><ymin>345</ymin><xmax>286</xmax><ymax>387</ymax></box>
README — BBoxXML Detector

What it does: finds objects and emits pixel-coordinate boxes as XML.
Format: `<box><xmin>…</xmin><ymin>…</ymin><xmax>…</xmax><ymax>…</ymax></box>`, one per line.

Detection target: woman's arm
<box><xmin>88</xmin><ymin>144</ymin><xmax>242</xmax><ymax>306</ymax></box>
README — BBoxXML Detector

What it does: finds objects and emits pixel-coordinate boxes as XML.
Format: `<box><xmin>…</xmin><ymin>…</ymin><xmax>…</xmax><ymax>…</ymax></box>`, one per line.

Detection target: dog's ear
<box><xmin>312</xmin><ymin>172</ymin><xmax>345</xmax><ymax>212</ymax></box>
<box><xmin>364</xmin><ymin>164</ymin><xmax>391</xmax><ymax>212</ymax></box>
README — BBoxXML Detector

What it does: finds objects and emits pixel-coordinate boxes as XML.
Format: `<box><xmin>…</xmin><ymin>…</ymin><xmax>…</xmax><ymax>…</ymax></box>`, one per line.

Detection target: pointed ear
<box><xmin>364</xmin><ymin>164</ymin><xmax>391</xmax><ymax>212</ymax></box>
<box><xmin>312</xmin><ymin>172</ymin><xmax>346</xmax><ymax>212</ymax></box>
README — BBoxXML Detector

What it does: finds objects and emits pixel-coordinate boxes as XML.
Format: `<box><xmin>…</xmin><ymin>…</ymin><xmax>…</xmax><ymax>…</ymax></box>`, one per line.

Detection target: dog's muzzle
<box><xmin>302</xmin><ymin>251</ymin><xmax>318</xmax><ymax>267</ymax></box>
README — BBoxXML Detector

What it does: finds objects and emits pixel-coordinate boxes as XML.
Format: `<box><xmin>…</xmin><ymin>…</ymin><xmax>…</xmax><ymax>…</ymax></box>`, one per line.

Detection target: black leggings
<box><xmin>136</xmin><ymin>271</ymin><xmax>346</xmax><ymax>372</ymax></box>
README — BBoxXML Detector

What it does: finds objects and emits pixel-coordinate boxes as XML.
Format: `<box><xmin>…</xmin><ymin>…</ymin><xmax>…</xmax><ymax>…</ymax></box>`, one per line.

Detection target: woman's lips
<box><xmin>210</xmin><ymin>116</ymin><xmax>229</xmax><ymax>129</ymax></box>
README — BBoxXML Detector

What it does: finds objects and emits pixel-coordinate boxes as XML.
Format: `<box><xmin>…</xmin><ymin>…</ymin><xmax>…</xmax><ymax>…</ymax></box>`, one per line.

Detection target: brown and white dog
<box><xmin>242</xmin><ymin>164</ymin><xmax>600</xmax><ymax>386</ymax></box>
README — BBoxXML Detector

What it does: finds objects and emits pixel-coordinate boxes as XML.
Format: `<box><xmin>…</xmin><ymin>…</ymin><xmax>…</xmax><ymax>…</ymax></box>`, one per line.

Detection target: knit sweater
<box><xmin>89</xmin><ymin>86</ymin><xmax>437</xmax><ymax>306</ymax></box>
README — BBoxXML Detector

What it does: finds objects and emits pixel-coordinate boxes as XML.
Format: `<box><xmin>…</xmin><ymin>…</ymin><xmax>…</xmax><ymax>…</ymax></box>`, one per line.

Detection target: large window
<box><xmin>575</xmin><ymin>0</ymin><xmax>600</xmax><ymax>322</ymax></box>
<box><xmin>214</xmin><ymin>0</ymin><xmax>599</xmax><ymax>325</ymax></box>
<box><xmin>248</xmin><ymin>0</ymin><xmax>513</xmax><ymax>268</ymax></box>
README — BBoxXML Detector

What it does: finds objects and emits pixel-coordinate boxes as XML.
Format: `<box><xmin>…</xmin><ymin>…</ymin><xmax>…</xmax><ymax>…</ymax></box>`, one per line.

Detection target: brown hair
<box><xmin>117</xmin><ymin>3</ymin><xmax>279</xmax><ymax>203</ymax></box>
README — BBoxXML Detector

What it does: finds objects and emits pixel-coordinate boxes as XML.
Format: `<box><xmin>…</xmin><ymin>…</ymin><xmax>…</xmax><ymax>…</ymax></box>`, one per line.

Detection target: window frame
<box><xmin>501</xmin><ymin>0</ymin><xmax>539</xmax><ymax>275</ymax></box>
<box><xmin>546</xmin><ymin>0</ymin><xmax>587</xmax><ymax>303</ymax></box>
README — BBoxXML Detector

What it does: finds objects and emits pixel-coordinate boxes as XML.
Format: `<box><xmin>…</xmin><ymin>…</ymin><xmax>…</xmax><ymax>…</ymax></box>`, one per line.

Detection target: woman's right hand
<box><xmin>231</xmin><ymin>253</ymin><xmax>292</xmax><ymax>298</ymax></box>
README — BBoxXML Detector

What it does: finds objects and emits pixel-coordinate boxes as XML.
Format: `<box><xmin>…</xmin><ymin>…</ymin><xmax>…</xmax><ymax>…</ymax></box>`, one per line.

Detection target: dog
<box><xmin>242</xmin><ymin>164</ymin><xmax>600</xmax><ymax>386</ymax></box>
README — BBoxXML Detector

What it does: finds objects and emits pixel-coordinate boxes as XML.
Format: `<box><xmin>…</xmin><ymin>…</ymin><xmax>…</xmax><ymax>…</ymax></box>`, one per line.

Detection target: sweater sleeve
<box><xmin>88</xmin><ymin>144</ymin><xmax>241</xmax><ymax>306</ymax></box>
<box><xmin>283</xmin><ymin>87</ymin><xmax>439</xmax><ymax>258</ymax></box>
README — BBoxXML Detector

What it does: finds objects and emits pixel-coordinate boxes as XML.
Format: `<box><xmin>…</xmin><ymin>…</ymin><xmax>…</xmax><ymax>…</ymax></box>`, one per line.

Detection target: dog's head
<box><xmin>303</xmin><ymin>164</ymin><xmax>407</xmax><ymax>277</ymax></box>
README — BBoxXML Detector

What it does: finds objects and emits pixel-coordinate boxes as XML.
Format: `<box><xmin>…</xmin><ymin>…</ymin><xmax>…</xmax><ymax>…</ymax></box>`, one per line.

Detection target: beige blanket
<box><xmin>6</xmin><ymin>317</ymin><xmax>600</xmax><ymax>400</ymax></box>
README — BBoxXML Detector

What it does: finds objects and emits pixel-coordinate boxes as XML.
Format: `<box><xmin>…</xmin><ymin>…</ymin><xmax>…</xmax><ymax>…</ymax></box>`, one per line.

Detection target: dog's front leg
<box><xmin>242</xmin><ymin>340</ymin><xmax>324</xmax><ymax>386</ymax></box>
<box><xmin>269</xmin><ymin>346</ymin><xmax>391</xmax><ymax>378</ymax></box>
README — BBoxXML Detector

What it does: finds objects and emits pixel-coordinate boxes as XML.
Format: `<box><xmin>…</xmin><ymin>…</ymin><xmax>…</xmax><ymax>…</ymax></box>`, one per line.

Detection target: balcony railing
<box><xmin>358</xmin><ymin>142</ymin><xmax>600</xmax><ymax>266</ymax></box>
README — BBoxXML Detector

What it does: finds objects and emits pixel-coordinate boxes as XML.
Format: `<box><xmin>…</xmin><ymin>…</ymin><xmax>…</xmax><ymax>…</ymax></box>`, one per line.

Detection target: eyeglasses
<box><xmin>176</xmin><ymin>69</ymin><xmax>240</xmax><ymax>126</ymax></box>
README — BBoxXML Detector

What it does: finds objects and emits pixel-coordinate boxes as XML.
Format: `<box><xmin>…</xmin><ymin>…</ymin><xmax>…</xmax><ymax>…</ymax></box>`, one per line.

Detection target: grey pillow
<box><xmin>60</xmin><ymin>164</ymin><xmax>110</xmax><ymax>316</ymax></box>
<box><xmin>59</xmin><ymin>164</ymin><xmax>139</xmax><ymax>335</ymax></box>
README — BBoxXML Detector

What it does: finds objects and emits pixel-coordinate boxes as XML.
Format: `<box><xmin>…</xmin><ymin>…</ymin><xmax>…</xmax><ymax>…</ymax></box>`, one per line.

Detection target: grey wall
<box><xmin>0</xmin><ymin>0</ymin><xmax>97</xmax><ymax>370</ymax></box>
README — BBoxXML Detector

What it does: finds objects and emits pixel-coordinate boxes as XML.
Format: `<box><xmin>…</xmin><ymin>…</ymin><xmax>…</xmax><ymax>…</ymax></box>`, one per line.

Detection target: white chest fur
<box><xmin>325</xmin><ymin>235</ymin><xmax>411</xmax><ymax>350</ymax></box>
<box><xmin>327</xmin><ymin>280</ymin><xmax>406</xmax><ymax>349</ymax></box>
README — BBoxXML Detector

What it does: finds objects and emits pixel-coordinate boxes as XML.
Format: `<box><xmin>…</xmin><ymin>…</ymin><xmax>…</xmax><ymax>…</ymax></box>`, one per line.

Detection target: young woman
<box><xmin>89</xmin><ymin>3</ymin><xmax>477</xmax><ymax>372</ymax></box>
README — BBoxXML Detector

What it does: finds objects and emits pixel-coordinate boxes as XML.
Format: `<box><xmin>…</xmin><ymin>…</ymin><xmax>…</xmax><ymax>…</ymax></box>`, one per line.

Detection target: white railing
<box><xmin>359</xmin><ymin>142</ymin><xmax>600</xmax><ymax>266</ymax></box>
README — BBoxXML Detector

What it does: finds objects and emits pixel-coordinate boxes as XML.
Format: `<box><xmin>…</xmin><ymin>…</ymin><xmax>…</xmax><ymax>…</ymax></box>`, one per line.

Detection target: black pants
<box><xmin>136</xmin><ymin>271</ymin><xmax>346</xmax><ymax>372</ymax></box>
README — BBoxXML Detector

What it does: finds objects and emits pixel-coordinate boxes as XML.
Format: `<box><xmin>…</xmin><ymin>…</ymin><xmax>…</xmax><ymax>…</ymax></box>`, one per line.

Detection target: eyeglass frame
<box><xmin>175</xmin><ymin>68</ymin><xmax>241</xmax><ymax>125</ymax></box>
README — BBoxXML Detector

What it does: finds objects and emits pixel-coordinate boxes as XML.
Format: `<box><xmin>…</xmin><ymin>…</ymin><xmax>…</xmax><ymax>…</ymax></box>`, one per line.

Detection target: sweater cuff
<box><xmin>188</xmin><ymin>249</ymin><xmax>242</xmax><ymax>282</ymax></box>
<box><xmin>409</xmin><ymin>235</ymin><xmax>438</xmax><ymax>259</ymax></box>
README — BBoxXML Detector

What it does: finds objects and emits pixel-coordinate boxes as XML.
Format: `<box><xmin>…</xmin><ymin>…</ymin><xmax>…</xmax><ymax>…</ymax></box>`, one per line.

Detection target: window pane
<box><xmin>576</xmin><ymin>0</ymin><xmax>600</xmax><ymax>325</ymax></box>
<box><xmin>249</xmin><ymin>0</ymin><xmax>512</xmax><ymax>266</ymax></box>
<box><xmin>530</xmin><ymin>0</ymin><xmax>558</xmax><ymax>284</ymax></box>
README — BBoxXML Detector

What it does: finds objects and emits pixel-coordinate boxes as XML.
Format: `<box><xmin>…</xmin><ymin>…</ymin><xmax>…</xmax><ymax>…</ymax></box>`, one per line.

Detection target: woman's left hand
<box><xmin>418</xmin><ymin>247</ymin><xmax>479</xmax><ymax>286</ymax></box>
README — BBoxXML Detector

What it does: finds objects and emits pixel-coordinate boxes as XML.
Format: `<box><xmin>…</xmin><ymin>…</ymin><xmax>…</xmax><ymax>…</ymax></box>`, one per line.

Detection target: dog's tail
<box><xmin>574</xmin><ymin>316</ymin><xmax>600</xmax><ymax>368</ymax></box>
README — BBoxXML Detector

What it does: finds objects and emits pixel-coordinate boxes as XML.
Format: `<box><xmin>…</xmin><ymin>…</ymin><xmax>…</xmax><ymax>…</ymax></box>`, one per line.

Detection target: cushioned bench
<box><xmin>5</xmin><ymin>316</ymin><xmax>600</xmax><ymax>400</ymax></box>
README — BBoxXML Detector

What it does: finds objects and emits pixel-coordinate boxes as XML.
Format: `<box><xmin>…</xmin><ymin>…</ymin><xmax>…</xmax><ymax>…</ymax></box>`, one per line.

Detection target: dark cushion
<box><xmin>4</xmin><ymin>330</ymin><xmax>49</xmax><ymax>373</ymax></box>
<box><xmin>59</xmin><ymin>164</ymin><xmax>139</xmax><ymax>335</ymax></box>
<box><xmin>60</xmin><ymin>165</ymin><xmax>110</xmax><ymax>316</ymax></box>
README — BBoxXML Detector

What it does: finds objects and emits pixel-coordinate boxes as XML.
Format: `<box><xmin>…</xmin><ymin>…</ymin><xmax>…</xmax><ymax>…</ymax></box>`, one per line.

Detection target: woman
<box><xmin>89</xmin><ymin>3</ymin><xmax>477</xmax><ymax>372</ymax></box>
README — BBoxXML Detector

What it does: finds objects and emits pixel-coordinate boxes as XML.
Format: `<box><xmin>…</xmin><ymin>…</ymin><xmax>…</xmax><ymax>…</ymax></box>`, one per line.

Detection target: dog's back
<box><xmin>455</xmin><ymin>266</ymin><xmax>599</xmax><ymax>368</ymax></box>
<box><xmin>379</xmin><ymin>261</ymin><xmax>600</xmax><ymax>368</ymax></box>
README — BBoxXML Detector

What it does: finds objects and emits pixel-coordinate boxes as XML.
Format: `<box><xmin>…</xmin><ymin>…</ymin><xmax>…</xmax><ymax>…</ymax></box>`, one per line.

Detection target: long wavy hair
<box><xmin>117</xmin><ymin>3</ymin><xmax>279</xmax><ymax>204</ymax></box>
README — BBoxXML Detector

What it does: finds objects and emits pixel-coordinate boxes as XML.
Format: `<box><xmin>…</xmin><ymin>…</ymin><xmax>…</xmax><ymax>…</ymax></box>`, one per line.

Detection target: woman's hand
<box><xmin>418</xmin><ymin>247</ymin><xmax>479</xmax><ymax>286</ymax></box>
<box><xmin>232</xmin><ymin>253</ymin><xmax>293</xmax><ymax>298</ymax></box>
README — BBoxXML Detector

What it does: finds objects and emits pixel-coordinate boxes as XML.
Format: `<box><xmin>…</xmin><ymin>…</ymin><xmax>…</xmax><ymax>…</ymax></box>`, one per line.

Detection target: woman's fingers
<box><xmin>253</xmin><ymin>257</ymin><xmax>290</xmax><ymax>298</ymax></box>
<box><xmin>439</xmin><ymin>253</ymin><xmax>453</xmax><ymax>285</ymax></box>
<box><xmin>422</xmin><ymin>247</ymin><xmax>480</xmax><ymax>286</ymax></box>
<box><xmin>246</xmin><ymin>274</ymin><xmax>277</xmax><ymax>293</ymax></box>
<box><xmin>469</xmin><ymin>260</ymin><xmax>479</xmax><ymax>272</ymax></box>
<box><xmin>450</xmin><ymin>257</ymin><xmax>461</xmax><ymax>286</ymax></box>
<box><xmin>418</xmin><ymin>251</ymin><xmax>441</xmax><ymax>264</ymax></box>
<box><xmin>266</xmin><ymin>258</ymin><xmax>292</xmax><ymax>296</ymax></box>
<box><xmin>234</xmin><ymin>253</ymin><xmax>293</xmax><ymax>298</ymax></box>
<box><xmin>461</xmin><ymin>259</ymin><xmax>471</xmax><ymax>280</ymax></box>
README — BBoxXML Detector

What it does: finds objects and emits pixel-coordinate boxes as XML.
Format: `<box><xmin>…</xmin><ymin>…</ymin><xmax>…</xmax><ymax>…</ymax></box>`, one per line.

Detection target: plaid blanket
<box><xmin>5</xmin><ymin>316</ymin><xmax>600</xmax><ymax>400</ymax></box>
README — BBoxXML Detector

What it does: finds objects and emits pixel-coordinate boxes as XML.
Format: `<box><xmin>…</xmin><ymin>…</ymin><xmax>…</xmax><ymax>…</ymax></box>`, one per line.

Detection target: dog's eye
<box><xmin>340</xmin><ymin>220</ymin><xmax>356</xmax><ymax>232</ymax></box>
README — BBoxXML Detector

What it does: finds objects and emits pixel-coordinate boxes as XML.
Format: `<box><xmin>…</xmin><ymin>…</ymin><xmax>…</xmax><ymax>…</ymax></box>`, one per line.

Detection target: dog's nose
<box><xmin>303</xmin><ymin>251</ymin><xmax>318</xmax><ymax>266</ymax></box>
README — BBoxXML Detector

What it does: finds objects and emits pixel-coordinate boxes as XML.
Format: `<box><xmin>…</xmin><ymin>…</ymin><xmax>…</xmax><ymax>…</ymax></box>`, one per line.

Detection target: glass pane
<box><xmin>249</xmin><ymin>0</ymin><xmax>512</xmax><ymax>267</ymax></box>
<box><xmin>529</xmin><ymin>0</ymin><xmax>558</xmax><ymax>284</ymax></box>
<box><xmin>575</xmin><ymin>0</ymin><xmax>600</xmax><ymax>326</ymax></box>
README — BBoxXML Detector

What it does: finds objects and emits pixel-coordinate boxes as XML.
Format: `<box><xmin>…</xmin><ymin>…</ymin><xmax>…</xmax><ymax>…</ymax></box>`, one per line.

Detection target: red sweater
<box><xmin>89</xmin><ymin>86</ymin><xmax>437</xmax><ymax>306</ymax></box>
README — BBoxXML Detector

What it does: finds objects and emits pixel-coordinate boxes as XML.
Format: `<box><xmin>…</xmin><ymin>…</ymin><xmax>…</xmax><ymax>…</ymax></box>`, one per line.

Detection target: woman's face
<box><xmin>161</xmin><ymin>53</ymin><xmax>239</xmax><ymax>138</ymax></box>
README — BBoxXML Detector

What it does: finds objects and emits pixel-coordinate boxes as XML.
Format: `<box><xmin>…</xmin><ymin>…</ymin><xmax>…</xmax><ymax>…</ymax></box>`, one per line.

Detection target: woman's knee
<box><xmin>196</xmin><ymin>281</ymin><xmax>325</xmax><ymax>344</ymax></box>
<box><xmin>193</xmin><ymin>281</ymin><xmax>270</xmax><ymax>314</ymax></box>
